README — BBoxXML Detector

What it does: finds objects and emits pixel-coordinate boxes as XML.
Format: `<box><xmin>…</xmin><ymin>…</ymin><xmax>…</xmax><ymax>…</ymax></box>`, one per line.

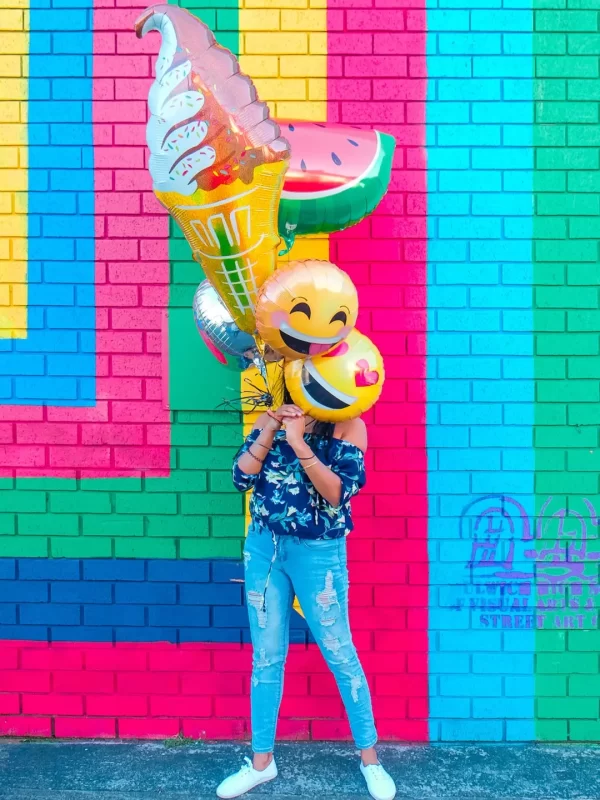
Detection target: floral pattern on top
<box><xmin>232</xmin><ymin>429</ymin><xmax>366</xmax><ymax>539</ymax></box>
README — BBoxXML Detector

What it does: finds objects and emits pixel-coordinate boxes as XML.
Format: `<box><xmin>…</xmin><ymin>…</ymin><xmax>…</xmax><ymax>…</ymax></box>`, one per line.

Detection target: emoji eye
<box><xmin>291</xmin><ymin>301</ymin><xmax>311</xmax><ymax>318</ymax></box>
<box><xmin>330</xmin><ymin>310</ymin><xmax>348</xmax><ymax>326</ymax></box>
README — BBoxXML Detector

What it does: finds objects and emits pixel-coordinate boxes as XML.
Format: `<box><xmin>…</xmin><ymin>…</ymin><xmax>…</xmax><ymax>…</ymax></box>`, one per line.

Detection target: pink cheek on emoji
<box><xmin>323</xmin><ymin>341</ymin><xmax>350</xmax><ymax>358</ymax></box>
<box><xmin>271</xmin><ymin>310</ymin><xmax>289</xmax><ymax>329</ymax></box>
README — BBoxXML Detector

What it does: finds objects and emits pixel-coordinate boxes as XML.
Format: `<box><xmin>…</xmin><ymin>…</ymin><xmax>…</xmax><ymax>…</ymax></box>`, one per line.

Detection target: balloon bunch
<box><xmin>136</xmin><ymin>5</ymin><xmax>394</xmax><ymax>422</ymax></box>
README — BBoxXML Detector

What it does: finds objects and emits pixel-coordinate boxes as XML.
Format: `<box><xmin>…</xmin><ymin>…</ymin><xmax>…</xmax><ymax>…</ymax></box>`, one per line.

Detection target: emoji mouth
<box><xmin>300</xmin><ymin>361</ymin><xmax>357</xmax><ymax>410</ymax></box>
<box><xmin>280</xmin><ymin>322</ymin><xmax>342</xmax><ymax>356</ymax></box>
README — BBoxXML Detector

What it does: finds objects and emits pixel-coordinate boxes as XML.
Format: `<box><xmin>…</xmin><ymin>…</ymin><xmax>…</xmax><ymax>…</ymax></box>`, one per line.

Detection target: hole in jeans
<box><xmin>316</xmin><ymin>570</ymin><xmax>339</xmax><ymax>627</ymax></box>
<box><xmin>247</xmin><ymin>589</ymin><xmax>267</xmax><ymax>629</ymax></box>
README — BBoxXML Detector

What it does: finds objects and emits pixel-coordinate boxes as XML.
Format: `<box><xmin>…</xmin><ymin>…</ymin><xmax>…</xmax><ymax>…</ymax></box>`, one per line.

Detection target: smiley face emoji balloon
<box><xmin>284</xmin><ymin>329</ymin><xmax>384</xmax><ymax>422</ymax></box>
<box><xmin>255</xmin><ymin>260</ymin><xmax>358</xmax><ymax>360</ymax></box>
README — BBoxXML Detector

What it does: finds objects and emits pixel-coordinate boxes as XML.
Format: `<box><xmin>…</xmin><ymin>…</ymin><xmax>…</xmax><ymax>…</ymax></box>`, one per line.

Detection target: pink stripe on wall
<box><xmin>0</xmin><ymin>0</ymin><xmax>171</xmax><ymax>479</ymax></box>
<box><xmin>327</xmin><ymin>0</ymin><xmax>429</xmax><ymax>741</ymax></box>
<box><xmin>0</xmin><ymin>641</ymin><xmax>374</xmax><ymax>740</ymax></box>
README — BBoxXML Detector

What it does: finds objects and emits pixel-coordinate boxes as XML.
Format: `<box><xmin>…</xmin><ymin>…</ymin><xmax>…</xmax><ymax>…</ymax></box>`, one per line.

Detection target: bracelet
<box><xmin>246</xmin><ymin>448</ymin><xmax>264</xmax><ymax>465</ymax></box>
<box><xmin>297</xmin><ymin>453</ymin><xmax>315</xmax><ymax>460</ymax></box>
<box><xmin>253</xmin><ymin>441</ymin><xmax>270</xmax><ymax>451</ymax></box>
<box><xmin>303</xmin><ymin>458</ymin><xmax>319</xmax><ymax>469</ymax></box>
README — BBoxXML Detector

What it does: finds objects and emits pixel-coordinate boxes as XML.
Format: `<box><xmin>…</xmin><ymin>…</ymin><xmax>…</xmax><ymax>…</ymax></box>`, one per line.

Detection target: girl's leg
<box><xmin>286</xmin><ymin>536</ymin><xmax>378</xmax><ymax>753</ymax></box>
<box><xmin>243</xmin><ymin>527</ymin><xmax>294</xmax><ymax>758</ymax></box>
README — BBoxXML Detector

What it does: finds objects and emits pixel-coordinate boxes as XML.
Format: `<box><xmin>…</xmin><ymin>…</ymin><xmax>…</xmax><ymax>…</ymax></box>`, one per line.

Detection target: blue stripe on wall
<box><xmin>0</xmin><ymin>0</ymin><xmax>96</xmax><ymax>406</ymax></box>
<box><xmin>0</xmin><ymin>558</ymin><xmax>309</xmax><ymax>644</ymax></box>
<box><xmin>426</xmin><ymin>1</ymin><xmax>535</xmax><ymax>742</ymax></box>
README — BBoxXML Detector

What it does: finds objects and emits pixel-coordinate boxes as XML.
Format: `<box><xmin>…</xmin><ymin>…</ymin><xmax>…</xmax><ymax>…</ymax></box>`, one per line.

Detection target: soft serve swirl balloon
<box><xmin>135</xmin><ymin>5</ymin><xmax>289</xmax><ymax>333</ymax></box>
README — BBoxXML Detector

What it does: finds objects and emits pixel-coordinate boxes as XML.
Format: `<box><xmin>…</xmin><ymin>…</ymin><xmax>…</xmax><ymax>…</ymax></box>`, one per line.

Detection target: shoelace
<box><xmin>366</xmin><ymin>764</ymin><xmax>387</xmax><ymax>782</ymax></box>
<box><xmin>240</xmin><ymin>757</ymin><xmax>254</xmax><ymax>774</ymax></box>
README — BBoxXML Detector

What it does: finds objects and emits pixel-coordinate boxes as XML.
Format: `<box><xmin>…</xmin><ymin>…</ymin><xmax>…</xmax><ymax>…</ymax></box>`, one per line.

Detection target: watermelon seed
<box><xmin>300</xmin><ymin>159</ymin><xmax>307</xmax><ymax>171</ymax></box>
<box><xmin>288</xmin><ymin>124</ymin><xmax>295</xmax><ymax>131</ymax></box>
<box><xmin>314</xmin><ymin>123</ymin><xmax>325</xmax><ymax>128</ymax></box>
<box><xmin>348</xmin><ymin>139</ymin><xmax>359</xmax><ymax>147</ymax></box>
<box><xmin>331</xmin><ymin>152</ymin><xmax>342</xmax><ymax>166</ymax></box>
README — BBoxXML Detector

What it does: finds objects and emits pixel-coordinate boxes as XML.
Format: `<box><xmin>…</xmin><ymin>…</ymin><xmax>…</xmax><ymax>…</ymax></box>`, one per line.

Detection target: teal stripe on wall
<box><xmin>426</xmin><ymin>0</ymin><xmax>535</xmax><ymax>742</ymax></box>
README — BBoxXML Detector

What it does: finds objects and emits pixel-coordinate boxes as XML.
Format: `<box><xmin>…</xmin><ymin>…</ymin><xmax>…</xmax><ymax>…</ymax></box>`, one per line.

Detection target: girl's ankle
<box><xmin>253</xmin><ymin>753</ymin><xmax>273</xmax><ymax>771</ymax></box>
<box><xmin>360</xmin><ymin>747</ymin><xmax>379</xmax><ymax>767</ymax></box>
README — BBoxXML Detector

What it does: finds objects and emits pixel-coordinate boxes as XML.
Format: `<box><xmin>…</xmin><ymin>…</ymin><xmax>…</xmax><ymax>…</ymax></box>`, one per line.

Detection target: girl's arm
<box><xmin>234</xmin><ymin>404</ymin><xmax>304</xmax><ymax>476</ymax></box>
<box><xmin>284</xmin><ymin>414</ymin><xmax>367</xmax><ymax>507</ymax></box>
<box><xmin>235</xmin><ymin>413</ymin><xmax>281</xmax><ymax>476</ymax></box>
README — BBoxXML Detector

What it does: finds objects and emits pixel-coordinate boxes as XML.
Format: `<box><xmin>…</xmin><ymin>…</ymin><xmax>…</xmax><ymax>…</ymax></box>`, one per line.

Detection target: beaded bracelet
<box><xmin>246</xmin><ymin>449</ymin><xmax>264</xmax><ymax>465</ymax></box>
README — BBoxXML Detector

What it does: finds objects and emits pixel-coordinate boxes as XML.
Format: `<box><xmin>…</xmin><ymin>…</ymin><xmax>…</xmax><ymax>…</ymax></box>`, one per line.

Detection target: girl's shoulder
<box><xmin>333</xmin><ymin>417</ymin><xmax>367</xmax><ymax>453</ymax></box>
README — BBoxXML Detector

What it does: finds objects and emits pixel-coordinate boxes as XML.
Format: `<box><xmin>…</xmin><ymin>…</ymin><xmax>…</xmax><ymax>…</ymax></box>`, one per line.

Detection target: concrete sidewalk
<box><xmin>0</xmin><ymin>740</ymin><xmax>598</xmax><ymax>800</ymax></box>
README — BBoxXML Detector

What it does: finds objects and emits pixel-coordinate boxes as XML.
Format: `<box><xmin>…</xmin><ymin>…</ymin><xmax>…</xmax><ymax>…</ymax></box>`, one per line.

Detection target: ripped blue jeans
<box><xmin>243</xmin><ymin>523</ymin><xmax>377</xmax><ymax>753</ymax></box>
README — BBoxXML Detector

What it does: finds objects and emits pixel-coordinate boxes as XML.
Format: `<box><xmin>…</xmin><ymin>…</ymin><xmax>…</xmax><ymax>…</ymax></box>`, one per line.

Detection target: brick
<box><xmin>53</xmin><ymin>670</ymin><xmax>114</xmax><ymax>694</ymax></box>
<box><xmin>151</xmin><ymin>696</ymin><xmax>212</xmax><ymax>717</ymax></box>
<box><xmin>87</xmin><ymin>695</ymin><xmax>148</xmax><ymax>717</ymax></box>
<box><xmin>1</xmin><ymin>671</ymin><xmax>50</xmax><ymax>692</ymax></box>
<box><xmin>0</xmin><ymin>716</ymin><xmax>51</xmax><ymax>737</ymax></box>
<box><xmin>536</xmin><ymin>11</ymin><xmax>598</xmax><ymax>31</ymax></box>
<box><xmin>118</xmin><ymin>718</ymin><xmax>179</xmax><ymax>739</ymax></box>
<box><xmin>183</xmin><ymin>718</ymin><xmax>246</xmax><ymax>740</ymax></box>
<box><xmin>22</xmin><ymin>694</ymin><xmax>83</xmax><ymax>716</ymax></box>
<box><xmin>55</xmin><ymin>718</ymin><xmax>116</xmax><ymax>739</ymax></box>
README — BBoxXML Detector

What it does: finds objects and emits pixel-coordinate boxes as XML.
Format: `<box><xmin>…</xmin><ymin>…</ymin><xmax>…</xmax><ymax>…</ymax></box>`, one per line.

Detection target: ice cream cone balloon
<box><xmin>135</xmin><ymin>5</ymin><xmax>289</xmax><ymax>333</ymax></box>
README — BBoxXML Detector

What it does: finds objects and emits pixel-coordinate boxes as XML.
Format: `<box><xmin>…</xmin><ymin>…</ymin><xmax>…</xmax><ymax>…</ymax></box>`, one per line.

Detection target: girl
<box><xmin>216</xmin><ymin>397</ymin><xmax>396</xmax><ymax>800</ymax></box>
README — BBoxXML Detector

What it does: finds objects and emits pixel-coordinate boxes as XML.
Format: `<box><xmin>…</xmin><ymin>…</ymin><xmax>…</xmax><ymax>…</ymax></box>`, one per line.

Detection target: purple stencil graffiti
<box><xmin>528</xmin><ymin>497</ymin><xmax>600</xmax><ymax>583</ymax></box>
<box><xmin>460</xmin><ymin>495</ymin><xmax>533</xmax><ymax>584</ymax></box>
<box><xmin>460</xmin><ymin>494</ymin><xmax>599</xmax><ymax>586</ymax></box>
<box><xmin>458</xmin><ymin>495</ymin><xmax>600</xmax><ymax>629</ymax></box>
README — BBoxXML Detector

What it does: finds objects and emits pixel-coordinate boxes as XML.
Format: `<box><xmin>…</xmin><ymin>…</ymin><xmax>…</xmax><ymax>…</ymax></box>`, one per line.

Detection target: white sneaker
<box><xmin>360</xmin><ymin>762</ymin><xmax>397</xmax><ymax>800</ymax></box>
<box><xmin>216</xmin><ymin>756</ymin><xmax>278</xmax><ymax>799</ymax></box>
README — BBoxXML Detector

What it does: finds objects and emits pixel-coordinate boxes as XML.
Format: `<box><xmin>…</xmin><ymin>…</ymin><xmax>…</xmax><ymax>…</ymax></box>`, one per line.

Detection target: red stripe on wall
<box><xmin>327</xmin><ymin>0</ymin><xmax>429</xmax><ymax>741</ymax></box>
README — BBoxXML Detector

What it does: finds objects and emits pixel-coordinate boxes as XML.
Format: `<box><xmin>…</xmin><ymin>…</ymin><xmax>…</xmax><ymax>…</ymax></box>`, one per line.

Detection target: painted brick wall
<box><xmin>0</xmin><ymin>0</ymin><xmax>598</xmax><ymax>743</ymax></box>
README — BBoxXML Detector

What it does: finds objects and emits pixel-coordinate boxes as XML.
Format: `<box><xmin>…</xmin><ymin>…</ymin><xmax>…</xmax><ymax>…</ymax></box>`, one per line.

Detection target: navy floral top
<box><xmin>232</xmin><ymin>428</ymin><xmax>366</xmax><ymax>539</ymax></box>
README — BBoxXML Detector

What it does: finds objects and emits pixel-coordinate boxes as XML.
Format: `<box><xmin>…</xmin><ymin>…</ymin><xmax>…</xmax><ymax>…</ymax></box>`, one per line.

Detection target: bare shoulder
<box><xmin>334</xmin><ymin>417</ymin><xmax>367</xmax><ymax>453</ymax></box>
<box><xmin>252</xmin><ymin>412</ymin><xmax>270</xmax><ymax>431</ymax></box>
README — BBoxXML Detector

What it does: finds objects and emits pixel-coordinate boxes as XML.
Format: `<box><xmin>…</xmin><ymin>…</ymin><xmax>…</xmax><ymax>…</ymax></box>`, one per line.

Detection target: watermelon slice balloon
<box><xmin>277</xmin><ymin>121</ymin><xmax>395</xmax><ymax>248</ymax></box>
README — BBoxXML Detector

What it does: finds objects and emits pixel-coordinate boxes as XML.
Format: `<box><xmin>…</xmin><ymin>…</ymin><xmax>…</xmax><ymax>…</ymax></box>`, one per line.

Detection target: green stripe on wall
<box><xmin>533</xmin><ymin>0</ymin><xmax>600</xmax><ymax>741</ymax></box>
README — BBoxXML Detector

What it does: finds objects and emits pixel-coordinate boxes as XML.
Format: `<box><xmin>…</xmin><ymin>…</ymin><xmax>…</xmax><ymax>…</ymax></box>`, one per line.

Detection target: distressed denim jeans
<box><xmin>243</xmin><ymin>523</ymin><xmax>378</xmax><ymax>753</ymax></box>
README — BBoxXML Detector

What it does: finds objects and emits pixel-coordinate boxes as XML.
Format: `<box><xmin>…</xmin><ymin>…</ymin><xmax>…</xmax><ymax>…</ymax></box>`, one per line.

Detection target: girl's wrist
<box><xmin>292</xmin><ymin>442</ymin><xmax>313</xmax><ymax>459</ymax></box>
<box><xmin>265</xmin><ymin>410</ymin><xmax>282</xmax><ymax>430</ymax></box>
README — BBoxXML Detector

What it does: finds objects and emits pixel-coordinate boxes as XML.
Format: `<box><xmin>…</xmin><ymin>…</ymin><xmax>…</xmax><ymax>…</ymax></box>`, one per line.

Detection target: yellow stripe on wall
<box><xmin>0</xmin><ymin>0</ymin><xmax>28</xmax><ymax>338</ymax></box>
<box><xmin>239</xmin><ymin>0</ymin><xmax>329</xmax><ymax>541</ymax></box>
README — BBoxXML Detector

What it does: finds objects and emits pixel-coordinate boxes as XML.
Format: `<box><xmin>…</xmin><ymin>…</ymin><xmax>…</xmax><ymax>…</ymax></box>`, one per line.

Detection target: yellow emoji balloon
<box><xmin>255</xmin><ymin>260</ymin><xmax>359</xmax><ymax>360</ymax></box>
<box><xmin>284</xmin><ymin>329</ymin><xmax>384</xmax><ymax>422</ymax></box>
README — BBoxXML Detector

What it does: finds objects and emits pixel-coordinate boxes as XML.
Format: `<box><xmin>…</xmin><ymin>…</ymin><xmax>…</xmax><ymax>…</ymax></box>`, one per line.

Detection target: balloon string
<box><xmin>278</xmin><ymin>228</ymin><xmax>296</xmax><ymax>256</ymax></box>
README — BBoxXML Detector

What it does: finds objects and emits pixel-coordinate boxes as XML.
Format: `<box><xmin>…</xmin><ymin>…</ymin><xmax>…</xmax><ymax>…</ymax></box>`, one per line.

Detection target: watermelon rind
<box><xmin>277</xmin><ymin>130</ymin><xmax>395</xmax><ymax>242</ymax></box>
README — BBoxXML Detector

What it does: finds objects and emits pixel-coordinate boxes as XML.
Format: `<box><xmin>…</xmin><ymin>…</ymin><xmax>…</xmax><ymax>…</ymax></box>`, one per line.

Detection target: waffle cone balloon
<box><xmin>135</xmin><ymin>5</ymin><xmax>289</xmax><ymax>333</ymax></box>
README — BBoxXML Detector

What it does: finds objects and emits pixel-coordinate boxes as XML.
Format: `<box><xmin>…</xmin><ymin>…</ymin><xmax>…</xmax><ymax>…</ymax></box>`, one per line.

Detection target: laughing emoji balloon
<box><xmin>255</xmin><ymin>260</ymin><xmax>358</xmax><ymax>360</ymax></box>
<box><xmin>284</xmin><ymin>329</ymin><xmax>384</xmax><ymax>422</ymax></box>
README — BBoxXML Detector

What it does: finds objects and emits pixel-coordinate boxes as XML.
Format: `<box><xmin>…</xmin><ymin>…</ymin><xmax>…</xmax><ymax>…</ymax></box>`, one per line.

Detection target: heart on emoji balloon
<box><xmin>354</xmin><ymin>359</ymin><xmax>380</xmax><ymax>387</ymax></box>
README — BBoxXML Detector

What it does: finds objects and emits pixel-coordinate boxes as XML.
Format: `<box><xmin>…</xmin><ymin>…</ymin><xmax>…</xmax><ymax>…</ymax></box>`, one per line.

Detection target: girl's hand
<box><xmin>264</xmin><ymin>404</ymin><xmax>303</xmax><ymax>432</ymax></box>
<box><xmin>270</xmin><ymin>404</ymin><xmax>304</xmax><ymax>421</ymax></box>
<box><xmin>280</xmin><ymin>413</ymin><xmax>307</xmax><ymax>447</ymax></box>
